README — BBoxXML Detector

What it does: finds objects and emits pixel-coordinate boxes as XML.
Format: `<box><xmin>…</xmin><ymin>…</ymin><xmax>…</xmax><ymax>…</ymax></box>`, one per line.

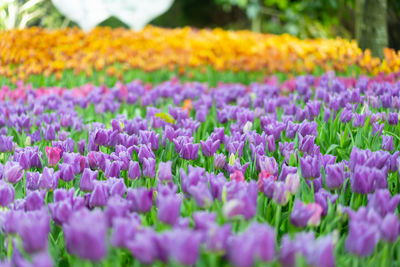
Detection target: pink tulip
<box><xmin>230</xmin><ymin>170</ymin><xmax>245</xmax><ymax>182</ymax></box>
<box><xmin>45</xmin><ymin>146</ymin><xmax>62</xmax><ymax>166</ymax></box>
<box><xmin>307</xmin><ymin>203</ymin><xmax>323</xmax><ymax>226</ymax></box>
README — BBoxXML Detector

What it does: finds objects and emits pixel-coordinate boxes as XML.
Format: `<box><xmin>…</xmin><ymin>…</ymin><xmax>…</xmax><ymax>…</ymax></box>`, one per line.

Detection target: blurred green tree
<box><xmin>213</xmin><ymin>0</ymin><xmax>355</xmax><ymax>38</ymax></box>
<box><xmin>0</xmin><ymin>0</ymin><xmax>399</xmax><ymax>51</ymax></box>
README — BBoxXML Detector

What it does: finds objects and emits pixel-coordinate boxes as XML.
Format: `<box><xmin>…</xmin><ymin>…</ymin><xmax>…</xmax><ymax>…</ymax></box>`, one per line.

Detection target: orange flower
<box><xmin>0</xmin><ymin>26</ymin><xmax>398</xmax><ymax>81</ymax></box>
<box><xmin>182</xmin><ymin>99</ymin><xmax>192</xmax><ymax>112</ymax></box>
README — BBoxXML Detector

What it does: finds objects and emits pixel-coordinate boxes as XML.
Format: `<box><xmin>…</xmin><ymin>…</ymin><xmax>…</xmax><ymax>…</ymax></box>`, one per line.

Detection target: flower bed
<box><xmin>1</xmin><ymin>71</ymin><xmax>400</xmax><ymax>266</ymax></box>
<box><xmin>1</xmin><ymin>27</ymin><xmax>400</xmax><ymax>86</ymax></box>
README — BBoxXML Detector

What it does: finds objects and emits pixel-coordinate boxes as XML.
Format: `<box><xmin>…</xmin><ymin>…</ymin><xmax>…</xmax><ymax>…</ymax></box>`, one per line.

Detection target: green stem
<box><xmin>7</xmin><ymin>237</ymin><xmax>12</xmax><ymax>259</ymax></box>
<box><xmin>275</xmin><ymin>205</ymin><xmax>282</xmax><ymax>234</ymax></box>
<box><xmin>381</xmin><ymin>243</ymin><xmax>389</xmax><ymax>267</ymax></box>
<box><xmin>310</xmin><ymin>181</ymin><xmax>315</xmax><ymax>202</ymax></box>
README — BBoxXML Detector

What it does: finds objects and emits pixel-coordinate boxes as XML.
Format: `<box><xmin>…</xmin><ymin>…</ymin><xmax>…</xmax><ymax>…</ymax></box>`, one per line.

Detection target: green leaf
<box><xmin>325</xmin><ymin>144</ymin><xmax>339</xmax><ymax>154</ymax></box>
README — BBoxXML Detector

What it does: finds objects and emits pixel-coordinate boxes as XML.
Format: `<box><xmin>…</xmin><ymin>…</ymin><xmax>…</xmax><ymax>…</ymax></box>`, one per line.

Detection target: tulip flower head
<box><xmin>45</xmin><ymin>146</ymin><xmax>62</xmax><ymax>166</ymax></box>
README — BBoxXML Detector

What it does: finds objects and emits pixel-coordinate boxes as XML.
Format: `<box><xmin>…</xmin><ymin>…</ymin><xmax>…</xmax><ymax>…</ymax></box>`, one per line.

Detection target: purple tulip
<box><xmin>200</xmin><ymin>139</ymin><xmax>220</xmax><ymax>157</ymax></box>
<box><xmin>179</xmin><ymin>143</ymin><xmax>199</xmax><ymax>160</ymax></box>
<box><xmin>342</xmin><ymin>207</ymin><xmax>382</xmax><ymax>256</ymax></box>
<box><xmin>104</xmin><ymin>196</ymin><xmax>130</xmax><ymax>226</ymax></box>
<box><xmin>322</xmin><ymin>154</ymin><xmax>336</xmax><ymax>169</ymax></box>
<box><xmin>126</xmin><ymin>229</ymin><xmax>161</xmax><ymax>264</ymax></box>
<box><xmin>0</xmin><ymin>135</ymin><xmax>13</xmax><ymax>152</ymax></box>
<box><xmin>299</xmin><ymin>135</ymin><xmax>316</xmax><ymax>155</ymax></box>
<box><xmin>380</xmin><ymin>213</ymin><xmax>400</xmax><ymax>242</ymax></box>
<box><xmin>315</xmin><ymin>188</ymin><xmax>338</xmax><ymax>216</ymax></box>
<box><xmin>80</xmin><ymin>168</ymin><xmax>98</xmax><ymax>192</ymax></box>
<box><xmin>17</xmin><ymin>209</ymin><xmax>50</xmax><ymax>253</ymax></box>
<box><xmin>179</xmin><ymin>165</ymin><xmax>206</xmax><ymax>194</ymax></box>
<box><xmin>157</xmin><ymin>193</ymin><xmax>182</xmax><ymax>225</ymax></box>
<box><xmin>63</xmin><ymin>152</ymin><xmax>85</xmax><ymax>174</ymax></box>
<box><xmin>389</xmin><ymin>151</ymin><xmax>399</xmax><ymax>172</ymax></box>
<box><xmin>48</xmin><ymin>200</ymin><xmax>73</xmax><ymax>225</ymax></box>
<box><xmin>388</xmin><ymin>112</ymin><xmax>398</xmax><ymax>125</ymax></box>
<box><xmin>223</xmin><ymin>181</ymin><xmax>258</xmax><ymax>220</ymax></box>
<box><xmin>142</xmin><ymin>157</ymin><xmax>156</xmax><ymax>178</ymax></box>
<box><xmin>300</xmin><ymin>155</ymin><xmax>321</xmax><ymax>179</ymax></box>
<box><xmin>372</xmin><ymin>122</ymin><xmax>384</xmax><ymax>136</ymax></box>
<box><xmin>89</xmin><ymin>182</ymin><xmax>109</xmax><ymax>207</ymax></box>
<box><xmin>25</xmin><ymin>171</ymin><xmax>39</xmax><ymax>192</ymax></box>
<box><xmin>111</xmin><ymin>215</ymin><xmax>141</xmax><ymax>248</ymax></box>
<box><xmin>105</xmin><ymin>160</ymin><xmax>121</xmax><ymax>178</ymax></box>
<box><xmin>43</xmin><ymin>125</ymin><xmax>56</xmax><ymax>140</ymax></box>
<box><xmin>87</xmin><ymin>151</ymin><xmax>106</xmax><ymax>170</ymax></box>
<box><xmin>266</xmin><ymin>134</ymin><xmax>276</xmax><ymax>152</ymax></box>
<box><xmin>382</xmin><ymin>135</ymin><xmax>394</xmax><ymax>151</ymax></box>
<box><xmin>365</xmin><ymin>150</ymin><xmax>390</xmax><ymax>170</ymax></box>
<box><xmin>290</xmin><ymin>200</ymin><xmax>323</xmax><ymax>227</ymax></box>
<box><xmin>77</xmin><ymin>139</ymin><xmax>86</xmax><ymax>155</ymax></box>
<box><xmin>38</xmin><ymin>167</ymin><xmax>59</xmax><ymax>191</ymax></box>
<box><xmin>4</xmin><ymin>161</ymin><xmax>24</xmax><ymax>184</ymax></box>
<box><xmin>25</xmin><ymin>190</ymin><xmax>45</xmax><ymax>211</ymax></box>
<box><xmin>345</xmin><ymin>219</ymin><xmax>380</xmax><ymax>256</ymax></box>
<box><xmin>279</xmin><ymin>232</ymin><xmax>335</xmax><ymax>267</ymax></box>
<box><xmin>168</xmin><ymin>229</ymin><xmax>202</xmax><ymax>265</ymax></box>
<box><xmin>339</xmin><ymin>108</ymin><xmax>353</xmax><ymax>123</ymax></box>
<box><xmin>279</xmin><ymin>233</ymin><xmax>313</xmax><ymax>267</ymax></box>
<box><xmin>17</xmin><ymin>151</ymin><xmax>29</xmax><ymax>170</ymax></box>
<box><xmin>204</xmin><ymin>223</ymin><xmax>232</xmax><ymax>252</ymax></box>
<box><xmin>367</xmin><ymin>189</ymin><xmax>400</xmax><ymax>217</ymax></box>
<box><xmin>128</xmin><ymin>161</ymin><xmax>140</xmax><ymax>180</ymax></box>
<box><xmin>298</xmin><ymin>121</ymin><xmax>318</xmax><ymax>137</ymax></box>
<box><xmin>94</xmin><ymin>128</ymin><xmax>109</xmax><ymax>146</ymax></box>
<box><xmin>0</xmin><ymin>181</ymin><xmax>14</xmax><ymax>206</ymax></box>
<box><xmin>187</xmin><ymin>182</ymin><xmax>213</xmax><ymax>208</ymax></box>
<box><xmin>107</xmin><ymin>177</ymin><xmax>127</xmax><ymax>197</ymax></box>
<box><xmin>157</xmin><ymin>161</ymin><xmax>172</xmax><ymax>181</ymax></box>
<box><xmin>278</xmin><ymin>164</ymin><xmax>297</xmax><ymax>182</ymax></box>
<box><xmin>325</xmin><ymin>162</ymin><xmax>345</xmax><ymax>189</ymax></box>
<box><xmin>351</xmin><ymin>165</ymin><xmax>387</xmax><ymax>194</ymax></box>
<box><xmin>214</xmin><ymin>153</ymin><xmax>226</xmax><ymax>169</ymax></box>
<box><xmin>193</xmin><ymin>211</ymin><xmax>217</xmax><ymax>231</ymax></box>
<box><xmin>228</xmin><ymin>141</ymin><xmax>244</xmax><ymax>157</ymax></box>
<box><xmin>59</xmin><ymin>163</ymin><xmax>75</xmax><ymax>182</ymax></box>
<box><xmin>258</xmin><ymin>155</ymin><xmax>278</xmax><ymax>176</ymax></box>
<box><xmin>0</xmin><ymin>163</ymin><xmax>3</xmax><ymax>180</ymax></box>
<box><xmin>136</xmin><ymin>143</ymin><xmax>156</xmax><ymax>163</ymax></box>
<box><xmin>126</xmin><ymin>187</ymin><xmax>153</xmax><ymax>213</ymax></box>
<box><xmin>31</xmin><ymin>250</ymin><xmax>54</xmax><ymax>267</ymax></box>
<box><xmin>139</xmin><ymin>130</ymin><xmax>160</xmax><ymax>150</ymax></box>
<box><xmin>353</xmin><ymin>113</ymin><xmax>366</xmax><ymax>127</ymax></box>
<box><xmin>228</xmin><ymin>223</ymin><xmax>276</xmax><ymax>267</ymax></box>
<box><xmin>63</xmin><ymin>209</ymin><xmax>107</xmax><ymax>261</ymax></box>
<box><xmin>209</xmin><ymin>172</ymin><xmax>227</xmax><ymax>200</ymax></box>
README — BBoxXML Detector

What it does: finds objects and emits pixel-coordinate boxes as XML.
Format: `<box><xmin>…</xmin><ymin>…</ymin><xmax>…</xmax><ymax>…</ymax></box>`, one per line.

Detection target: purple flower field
<box><xmin>1</xmin><ymin>72</ymin><xmax>400</xmax><ymax>267</ymax></box>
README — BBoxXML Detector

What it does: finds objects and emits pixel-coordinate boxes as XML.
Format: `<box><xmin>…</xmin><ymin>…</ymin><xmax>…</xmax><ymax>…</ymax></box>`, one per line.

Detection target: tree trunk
<box><xmin>355</xmin><ymin>0</ymin><xmax>388</xmax><ymax>59</ymax></box>
<box><xmin>251</xmin><ymin>13</ymin><xmax>262</xmax><ymax>33</ymax></box>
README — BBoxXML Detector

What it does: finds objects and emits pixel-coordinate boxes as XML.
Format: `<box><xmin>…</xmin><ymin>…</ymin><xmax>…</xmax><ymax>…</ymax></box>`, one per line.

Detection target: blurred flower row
<box><xmin>1</xmin><ymin>26</ymin><xmax>400</xmax><ymax>84</ymax></box>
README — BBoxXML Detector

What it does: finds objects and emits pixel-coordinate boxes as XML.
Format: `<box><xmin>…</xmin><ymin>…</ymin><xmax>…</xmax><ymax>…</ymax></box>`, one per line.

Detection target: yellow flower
<box><xmin>155</xmin><ymin>112</ymin><xmax>175</xmax><ymax>124</ymax></box>
<box><xmin>0</xmin><ymin>26</ymin><xmax>398</xmax><ymax>80</ymax></box>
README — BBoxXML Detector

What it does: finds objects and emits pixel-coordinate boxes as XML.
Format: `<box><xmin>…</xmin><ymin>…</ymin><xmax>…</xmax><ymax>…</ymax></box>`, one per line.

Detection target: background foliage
<box><xmin>0</xmin><ymin>0</ymin><xmax>399</xmax><ymax>50</ymax></box>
